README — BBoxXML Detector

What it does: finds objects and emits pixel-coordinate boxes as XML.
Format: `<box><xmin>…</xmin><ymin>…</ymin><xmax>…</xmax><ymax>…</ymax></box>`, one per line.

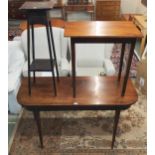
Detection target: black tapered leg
<box><xmin>118</xmin><ymin>43</ymin><xmax>126</xmax><ymax>82</ymax></box>
<box><xmin>111</xmin><ymin>110</ymin><xmax>120</xmax><ymax>149</ymax></box>
<box><xmin>31</xmin><ymin>24</ymin><xmax>36</xmax><ymax>83</ymax></box>
<box><xmin>49</xmin><ymin>21</ymin><xmax>59</xmax><ymax>82</ymax></box>
<box><xmin>27</xmin><ymin>20</ymin><xmax>31</xmax><ymax>95</ymax></box>
<box><xmin>71</xmin><ymin>39</ymin><xmax>76</xmax><ymax>98</ymax></box>
<box><xmin>45</xmin><ymin>23</ymin><xmax>57</xmax><ymax>96</ymax></box>
<box><xmin>121</xmin><ymin>40</ymin><xmax>136</xmax><ymax>96</ymax></box>
<box><xmin>33</xmin><ymin>110</ymin><xmax>43</xmax><ymax>148</ymax></box>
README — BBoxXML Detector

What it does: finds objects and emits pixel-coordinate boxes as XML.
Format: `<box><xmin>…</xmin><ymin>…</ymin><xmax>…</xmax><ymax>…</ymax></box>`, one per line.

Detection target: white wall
<box><xmin>121</xmin><ymin>0</ymin><xmax>139</xmax><ymax>14</ymax></box>
<box><xmin>135</xmin><ymin>0</ymin><xmax>147</xmax><ymax>14</ymax></box>
<box><xmin>120</xmin><ymin>0</ymin><xmax>147</xmax><ymax>14</ymax></box>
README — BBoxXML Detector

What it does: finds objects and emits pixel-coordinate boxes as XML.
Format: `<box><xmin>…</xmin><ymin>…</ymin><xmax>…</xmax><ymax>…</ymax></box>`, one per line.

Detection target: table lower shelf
<box><xmin>18</xmin><ymin>76</ymin><xmax>138</xmax><ymax>108</ymax></box>
<box><xmin>30</xmin><ymin>59</ymin><xmax>55</xmax><ymax>71</ymax></box>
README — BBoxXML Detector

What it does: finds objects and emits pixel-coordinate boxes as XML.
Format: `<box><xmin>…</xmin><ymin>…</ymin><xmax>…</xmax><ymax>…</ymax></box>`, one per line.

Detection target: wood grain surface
<box><xmin>17</xmin><ymin>77</ymin><xmax>138</xmax><ymax>107</ymax></box>
<box><xmin>64</xmin><ymin>21</ymin><xmax>143</xmax><ymax>38</ymax></box>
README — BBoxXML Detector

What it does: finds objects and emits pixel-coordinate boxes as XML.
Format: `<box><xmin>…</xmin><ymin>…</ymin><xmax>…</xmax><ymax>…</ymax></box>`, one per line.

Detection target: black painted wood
<box><xmin>20</xmin><ymin>1</ymin><xmax>59</xmax><ymax>96</ymax></box>
<box><xmin>111</xmin><ymin>110</ymin><xmax>120</xmax><ymax>149</ymax></box>
<box><xmin>118</xmin><ymin>43</ymin><xmax>126</xmax><ymax>82</ymax></box>
<box><xmin>30</xmin><ymin>59</ymin><xmax>55</xmax><ymax>71</ymax></box>
<box><xmin>121</xmin><ymin>39</ymin><xmax>136</xmax><ymax>96</ymax></box>
<box><xmin>49</xmin><ymin>21</ymin><xmax>59</xmax><ymax>82</ymax></box>
<box><xmin>27</xmin><ymin>20</ymin><xmax>31</xmax><ymax>95</ymax></box>
<box><xmin>45</xmin><ymin>22</ymin><xmax>57</xmax><ymax>96</ymax></box>
<box><xmin>33</xmin><ymin>110</ymin><xmax>43</xmax><ymax>148</ymax></box>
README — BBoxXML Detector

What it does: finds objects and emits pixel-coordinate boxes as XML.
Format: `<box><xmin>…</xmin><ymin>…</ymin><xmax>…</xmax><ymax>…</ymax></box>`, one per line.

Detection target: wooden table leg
<box><xmin>33</xmin><ymin>110</ymin><xmax>43</xmax><ymax>148</ymax></box>
<box><xmin>49</xmin><ymin>21</ymin><xmax>60</xmax><ymax>82</ymax></box>
<box><xmin>118</xmin><ymin>43</ymin><xmax>126</xmax><ymax>82</ymax></box>
<box><xmin>71</xmin><ymin>39</ymin><xmax>76</xmax><ymax>97</ymax></box>
<box><xmin>121</xmin><ymin>39</ymin><xmax>136</xmax><ymax>96</ymax></box>
<box><xmin>46</xmin><ymin>22</ymin><xmax>57</xmax><ymax>96</ymax></box>
<box><xmin>27</xmin><ymin>20</ymin><xmax>31</xmax><ymax>95</ymax></box>
<box><xmin>111</xmin><ymin>110</ymin><xmax>120</xmax><ymax>149</ymax></box>
<box><xmin>31</xmin><ymin>24</ymin><xmax>36</xmax><ymax>84</ymax></box>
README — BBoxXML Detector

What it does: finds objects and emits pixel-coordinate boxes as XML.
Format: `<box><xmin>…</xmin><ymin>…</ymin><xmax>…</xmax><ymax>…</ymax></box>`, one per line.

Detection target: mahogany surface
<box><xmin>64</xmin><ymin>21</ymin><xmax>143</xmax><ymax>38</ymax></box>
<box><xmin>17</xmin><ymin>77</ymin><xmax>138</xmax><ymax>107</ymax></box>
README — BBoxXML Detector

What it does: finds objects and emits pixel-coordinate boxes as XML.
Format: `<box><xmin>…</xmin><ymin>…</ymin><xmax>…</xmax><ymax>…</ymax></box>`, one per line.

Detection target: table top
<box><xmin>19</xmin><ymin>1</ymin><xmax>54</xmax><ymax>11</ymax></box>
<box><xmin>64</xmin><ymin>21</ymin><xmax>143</xmax><ymax>38</ymax></box>
<box><xmin>17</xmin><ymin>77</ymin><xmax>138</xmax><ymax>108</ymax></box>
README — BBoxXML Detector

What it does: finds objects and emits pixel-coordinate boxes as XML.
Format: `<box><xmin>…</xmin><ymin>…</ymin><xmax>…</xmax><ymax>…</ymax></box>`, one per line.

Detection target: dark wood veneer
<box><xmin>18</xmin><ymin>77</ymin><xmax>138</xmax><ymax>107</ymax></box>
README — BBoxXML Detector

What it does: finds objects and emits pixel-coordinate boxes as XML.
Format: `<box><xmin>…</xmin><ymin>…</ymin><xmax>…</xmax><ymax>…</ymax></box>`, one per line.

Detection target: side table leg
<box><xmin>118</xmin><ymin>43</ymin><xmax>126</xmax><ymax>82</ymax></box>
<box><xmin>33</xmin><ymin>110</ymin><xmax>43</xmax><ymax>148</ymax></box>
<box><xmin>121</xmin><ymin>39</ymin><xmax>136</xmax><ymax>96</ymax></box>
<box><xmin>45</xmin><ymin>22</ymin><xmax>57</xmax><ymax>96</ymax></box>
<box><xmin>49</xmin><ymin>21</ymin><xmax>60</xmax><ymax>82</ymax></box>
<box><xmin>71</xmin><ymin>39</ymin><xmax>76</xmax><ymax>98</ymax></box>
<box><xmin>27</xmin><ymin>20</ymin><xmax>31</xmax><ymax>95</ymax></box>
<box><xmin>31</xmin><ymin>24</ymin><xmax>36</xmax><ymax>83</ymax></box>
<box><xmin>111</xmin><ymin>110</ymin><xmax>120</xmax><ymax>149</ymax></box>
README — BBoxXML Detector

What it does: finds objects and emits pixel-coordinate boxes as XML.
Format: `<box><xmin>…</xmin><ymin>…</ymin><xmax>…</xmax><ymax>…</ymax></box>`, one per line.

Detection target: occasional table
<box><xmin>64</xmin><ymin>21</ymin><xmax>143</xmax><ymax>97</ymax></box>
<box><xmin>17</xmin><ymin>77</ymin><xmax>138</xmax><ymax>149</ymax></box>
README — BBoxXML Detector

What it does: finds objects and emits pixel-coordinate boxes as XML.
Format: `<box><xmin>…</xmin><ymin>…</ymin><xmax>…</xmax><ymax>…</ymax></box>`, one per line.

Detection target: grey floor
<box><xmin>8</xmin><ymin>111</ymin><xmax>22</xmax><ymax>152</ymax></box>
<box><xmin>8</xmin><ymin>113</ymin><xmax>18</xmax><ymax>141</ymax></box>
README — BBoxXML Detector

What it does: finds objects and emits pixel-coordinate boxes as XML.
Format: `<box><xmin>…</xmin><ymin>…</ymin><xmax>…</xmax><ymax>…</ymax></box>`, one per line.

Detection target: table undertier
<box><xmin>30</xmin><ymin>59</ymin><xmax>55</xmax><ymax>71</ymax></box>
<box><xmin>18</xmin><ymin>77</ymin><xmax>138</xmax><ymax>107</ymax></box>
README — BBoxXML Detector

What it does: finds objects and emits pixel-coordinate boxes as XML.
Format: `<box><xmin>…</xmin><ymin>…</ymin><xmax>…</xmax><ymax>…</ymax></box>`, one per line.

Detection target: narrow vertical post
<box><xmin>49</xmin><ymin>21</ymin><xmax>59</xmax><ymax>82</ymax></box>
<box><xmin>31</xmin><ymin>24</ymin><xmax>36</xmax><ymax>83</ymax></box>
<box><xmin>71</xmin><ymin>38</ymin><xmax>76</xmax><ymax>97</ymax></box>
<box><xmin>118</xmin><ymin>43</ymin><xmax>126</xmax><ymax>82</ymax></box>
<box><xmin>33</xmin><ymin>110</ymin><xmax>43</xmax><ymax>148</ymax></box>
<box><xmin>121</xmin><ymin>39</ymin><xmax>136</xmax><ymax>96</ymax></box>
<box><xmin>46</xmin><ymin>22</ymin><xmax>57</xmax><ymax>96</ymax></box>
<box><xmin>27</xmin><ymin>19</ymin><xmax>31</xmax><ymax>95</ymax></box>
<box><xmin>111</xmin><ymin>110</ymin><xmax>120</xmax><ymax>149</ymax></box>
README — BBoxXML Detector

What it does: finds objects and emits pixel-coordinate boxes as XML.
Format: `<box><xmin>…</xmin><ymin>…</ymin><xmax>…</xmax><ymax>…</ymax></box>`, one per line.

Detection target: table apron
<box><xmin>24</xmin><ymin>105</ymin><xmax>131</xmax><ymax>111</ymax></box>
<box><xmin>71</xmin><ymin>37</ymin><xmax>137</xmax><ymax>44</ymax></box>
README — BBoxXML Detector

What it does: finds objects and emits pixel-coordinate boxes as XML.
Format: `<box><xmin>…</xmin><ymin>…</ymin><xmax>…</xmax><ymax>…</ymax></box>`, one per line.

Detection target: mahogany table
<box><xmin>18</xmin><ymin>77</ymin><xmax>138</xmax><ymax>149</ymax></box>
<box><xmin>64</xmin><ymin>21</ymin><xmax>143</xmax><ymax>97</ymax></box>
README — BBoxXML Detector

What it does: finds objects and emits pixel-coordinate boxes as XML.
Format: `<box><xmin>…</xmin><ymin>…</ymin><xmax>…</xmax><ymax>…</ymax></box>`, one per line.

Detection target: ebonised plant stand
<box><xmin>20</xmin><ymin>1</ymin><xmax>60</xmax><ymax>96</ymax></box>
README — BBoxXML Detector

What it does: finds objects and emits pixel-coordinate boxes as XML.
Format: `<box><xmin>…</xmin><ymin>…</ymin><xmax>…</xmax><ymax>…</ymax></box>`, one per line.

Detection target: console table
<box><xmin>64</xmin><ymin>21</ymin><xmax>142</xmax><ymax>97</ymax></box>
<box><xmin>17</xmin><ymin>76</ymin><xmax>138</xmax><ymax>149</ymax></box>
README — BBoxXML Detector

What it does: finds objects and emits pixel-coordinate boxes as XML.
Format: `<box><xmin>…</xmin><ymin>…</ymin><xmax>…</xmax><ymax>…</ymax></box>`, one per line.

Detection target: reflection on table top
<box><xmin>18</xmin><ymin>77</ymin><xmax>138</xmax><ymax>107</ymax></box>
<box><xmin>64</xmin><ymin>21</ymin><xmax>143</xmax><ymax>38</ymax></box>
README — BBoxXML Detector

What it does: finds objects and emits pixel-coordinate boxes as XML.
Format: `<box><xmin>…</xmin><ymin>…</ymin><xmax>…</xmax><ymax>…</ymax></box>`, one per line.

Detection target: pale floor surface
<box><xmin>8</xmin><ymin>110</ymin><xmax>23</xmax><ymax>152</ymax></box>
